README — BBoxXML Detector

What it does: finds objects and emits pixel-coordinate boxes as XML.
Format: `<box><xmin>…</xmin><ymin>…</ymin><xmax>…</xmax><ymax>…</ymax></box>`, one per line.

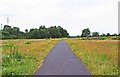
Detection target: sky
<box><xmin>0</xmin><ymin>0</ymin><xmax>119</xmax><ymax>36</ymax></box>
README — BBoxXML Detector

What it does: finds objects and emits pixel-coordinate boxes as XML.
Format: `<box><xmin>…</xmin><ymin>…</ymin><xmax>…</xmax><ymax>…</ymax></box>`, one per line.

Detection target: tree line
<box><xmin>0</xmin><ymin>25</ymin><xmax>69</xmax><ymax>39</ymax></box>
<box><xmin>79</xmin><ymin>28</ymin><xmax>120</xmax><ymax>40</ymax></box>
<box><xmin>0</xmin><ymin>25</ymin><xmax>119</xmax><ymax>39</ymax></box>
<box><xmin>81</xmin><ymin>28</ymin><xmax>120</xmax><ymax>37</ymax></box>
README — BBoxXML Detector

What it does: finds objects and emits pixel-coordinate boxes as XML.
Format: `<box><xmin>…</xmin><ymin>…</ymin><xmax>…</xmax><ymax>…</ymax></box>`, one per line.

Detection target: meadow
<box><xmin>1</xmin><ymin>38</ymin><xmax>119</xmax><ymax>75</ymax></box>
<box><xmin>1</xmin><ymin>39</ymin><xmax>58</xmax><ymax>75</ymax></box>
<box><xmin>66</xmin><ymin>38</ymin><xmax>118</xmax><ymax>75</ymax></box>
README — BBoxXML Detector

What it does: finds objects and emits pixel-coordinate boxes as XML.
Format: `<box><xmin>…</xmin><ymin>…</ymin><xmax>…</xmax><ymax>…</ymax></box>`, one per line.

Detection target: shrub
<box><xmin>25</xmin><ymin>41</ymin><xmax>31</xmax><ymax>44</ymax></box>
<box><xmin>8</xmin><ymin>35</ymin><xmax>17</xmax><ymax>39</ymax></box>
<box><xmin>100</xmin><ymin>36</ymin><xmax>108</xmax><ymax>40</ymax></box>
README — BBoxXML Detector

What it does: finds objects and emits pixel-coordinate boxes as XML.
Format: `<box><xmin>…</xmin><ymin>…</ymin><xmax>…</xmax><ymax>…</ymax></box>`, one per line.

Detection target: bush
<box><xmin>100</xmin><ymin>36</ymin><xmax>108</xmax><ymax>40</ymax></box>
<box><xmin>25</xmin><ymin>41</ymin><xmax>31</xmax><ymax>44</ymax></box>
<box><xmin>112</xmin><ymin>38</ymin><xmax>118</xmax><ymax>40</ymax></box>
<box><xmin>8</xmin><ymin>35</ymin><xmax>17</xmax><ymax>39</ymax></box>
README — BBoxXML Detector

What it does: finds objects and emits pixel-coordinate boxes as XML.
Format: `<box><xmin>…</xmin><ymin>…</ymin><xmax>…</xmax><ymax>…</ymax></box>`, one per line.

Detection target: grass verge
<box><xmin>1</xmin><ymin>39</ymin><xmax>59</xmax><ymax>75</ymax></box>
<box><xmin>66</xmin><ymin>38</ymin><xmax>118</xmax><ymax>75</ymax></box>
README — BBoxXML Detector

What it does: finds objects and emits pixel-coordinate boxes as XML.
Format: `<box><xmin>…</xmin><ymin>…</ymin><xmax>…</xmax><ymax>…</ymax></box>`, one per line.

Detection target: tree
<box><xmin>25</xmin><ymin>29</ymin><xmax>28</xmax><ymax>33</ymax></box>
<box><xmin>101</xmin><ymin>33</ymin><xmax>106</xmax><ymax>36</ymax></box>
<box><xmin>39</xmin><ymin>29</ymin><xmax>46</xmax><ymax>38</ymax></box>
<box><xmin>29</xmin><ymin>28</ymin><xmax>35</xmax><ymax>32</ymax></box>
<box><xmin>39</xmin><ymin>25</ymin><xmax>46</xmax><ymax>30</ymax></box>
<box><xmin>11</xmin><ymin>27</ymin><xmax>20</xmax><ymax>35</ymax></box>
<box><xmin>39</xmin><ymin>25</ymin><xmax>50</xmax><ymax>38</ymax></box>
<box><xmin>32</xmin><ymin>29</ymin><xmax>40</xmax><ymax>39</ymax></box>
<box><xmin>62</xmin><ymin>29</ymin><xmax>69</xmax><ymax>37</ymax></box>
<box><xmin>3</xmin><ymin>25</ymin><xmax>11</xmax><ymax>31</ymax></box>
<box><xmin>118</xmin><ymin>33</ymin><xmax>120</xmax><ymax>36</ymax></box>
<box><xmin>113</xmin><ymin>33</ymin><xmax>117</xmax><ymax>36</ymax></box>
<box><xmin>58</xmin><ymin>26</ymin><xmax>69</xmax><ymax>37</ymax></box>
<box><xmin>81</xmin><ymin>28</ymin><xmax>91</xmax><ymax>37</ymax></box>
<box><xmin>27</xmin><ymin>28</ymin><xmax>39</xmax><ymax>39</ymax></box>
<box><xmin>3</xmin><ymin>25</ymin><xmax>12</xmax><ymax>33</ymax></box>
<box><xmin>1</xmin><ymin>31</ymin><xmax>10</xmax><ymax>39</ymax></box>
<box><xmin>92</xmin><ymin>32</ymin><xmax>99</xmax><ymax>37</ymax></box>
<box><xmin>2</xmin><ymin>25</ymin><xmax>69</xmax><ymax>39</ymax></box>
<box><xmin>49</xmin><ymin>26</ymin><xmax>61</xmax><ymax>38</ymax></box>
<box><xmin>106</xmin><ymin>33</ymin><xmax>110</xmax><ymax>36</ymax></box>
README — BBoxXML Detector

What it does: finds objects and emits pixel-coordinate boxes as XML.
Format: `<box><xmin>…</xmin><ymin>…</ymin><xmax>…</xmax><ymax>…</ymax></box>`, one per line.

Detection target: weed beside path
<box><xmin>1</xmin><ymin>39</ymin><xmax>59</xmax><ymax>75</ymax></box>
<box><xmin>66</xmin><ymin>38</ymin><xmax>118</xmax><ymax>75</ymax></box>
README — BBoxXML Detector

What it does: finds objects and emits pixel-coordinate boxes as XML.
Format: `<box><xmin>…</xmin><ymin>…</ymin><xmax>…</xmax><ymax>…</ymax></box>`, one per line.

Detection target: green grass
<box><xmin>66</xmin><ymin>38</ymin><xmax>118</xmax><ymax>75</ymax></box>
<box><xmin>2</xmin><ymin>54</ymin><xmax>36</xmax><ymax>75</ymax></box>
<box><xmin>2</xmin><ymin>39</ymin><xmax>59</xmax><ymax>75</ymax></box>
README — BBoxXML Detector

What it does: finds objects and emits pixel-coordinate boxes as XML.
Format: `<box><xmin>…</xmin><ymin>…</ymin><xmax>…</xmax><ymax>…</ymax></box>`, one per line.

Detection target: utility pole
<box><xmin>1</xmin><ymin>24</ymin><xmax>2</xmax><ymax>30</ymax></box>
<box><xmin>7</xmin><ymin>18</ymin><xmax>9</xmax><ymax>25</ymax></box>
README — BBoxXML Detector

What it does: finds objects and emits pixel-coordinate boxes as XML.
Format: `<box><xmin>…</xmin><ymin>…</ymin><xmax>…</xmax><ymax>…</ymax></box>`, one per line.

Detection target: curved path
<box><xmin>34</xmin><ymin>40</ymin><xmax>91</xmax><ymax>75</ymax></box>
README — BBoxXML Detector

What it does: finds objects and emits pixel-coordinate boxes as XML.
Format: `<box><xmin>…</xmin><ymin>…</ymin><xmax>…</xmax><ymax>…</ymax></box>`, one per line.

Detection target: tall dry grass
<box><xmin>66</xmin><ymin>38</ymin><xmax>118</xmax><ymax>75</ymax></box>
<box><xmin>1</xmin><ymin>39</ymin><xmax>58</xmax><ymax>75</ymax></box>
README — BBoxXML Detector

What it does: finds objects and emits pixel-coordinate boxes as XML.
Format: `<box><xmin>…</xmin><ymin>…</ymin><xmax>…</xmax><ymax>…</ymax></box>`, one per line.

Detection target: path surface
<box><xmin>34</xmin><ymin>40</ymin><xmax>91</xmax><ymax>75</ymax></box>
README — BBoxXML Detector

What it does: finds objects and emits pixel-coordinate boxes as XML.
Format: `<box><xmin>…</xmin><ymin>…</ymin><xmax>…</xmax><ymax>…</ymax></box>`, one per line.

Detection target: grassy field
<box><xmin>1</xmin><ymin>39</ymin><xmax>58</xmax><ymax>75</ymax></box>
<box><xmin>66</xmin><ymin>38</ymin><xmax>118</xmax><ymax>75</ymax></box>
<box><xmin>1</xmin><ymin>38</ymin><xmax>119</xmax><ymax>75</ymax></box>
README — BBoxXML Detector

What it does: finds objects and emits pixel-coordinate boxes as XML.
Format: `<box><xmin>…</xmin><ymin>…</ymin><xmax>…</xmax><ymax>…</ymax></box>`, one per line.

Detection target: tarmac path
<box><xmin>34</xmin><ymin>40</ymin><xmax>91</xmax><ymax>75</ymax></box>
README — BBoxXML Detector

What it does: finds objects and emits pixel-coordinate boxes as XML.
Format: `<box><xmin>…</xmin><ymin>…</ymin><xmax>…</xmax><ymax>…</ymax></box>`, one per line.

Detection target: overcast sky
<box><xmin>0</xmin><ymin>0</ymin><xmax>119</xmax><ymax>36</ymax></box>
